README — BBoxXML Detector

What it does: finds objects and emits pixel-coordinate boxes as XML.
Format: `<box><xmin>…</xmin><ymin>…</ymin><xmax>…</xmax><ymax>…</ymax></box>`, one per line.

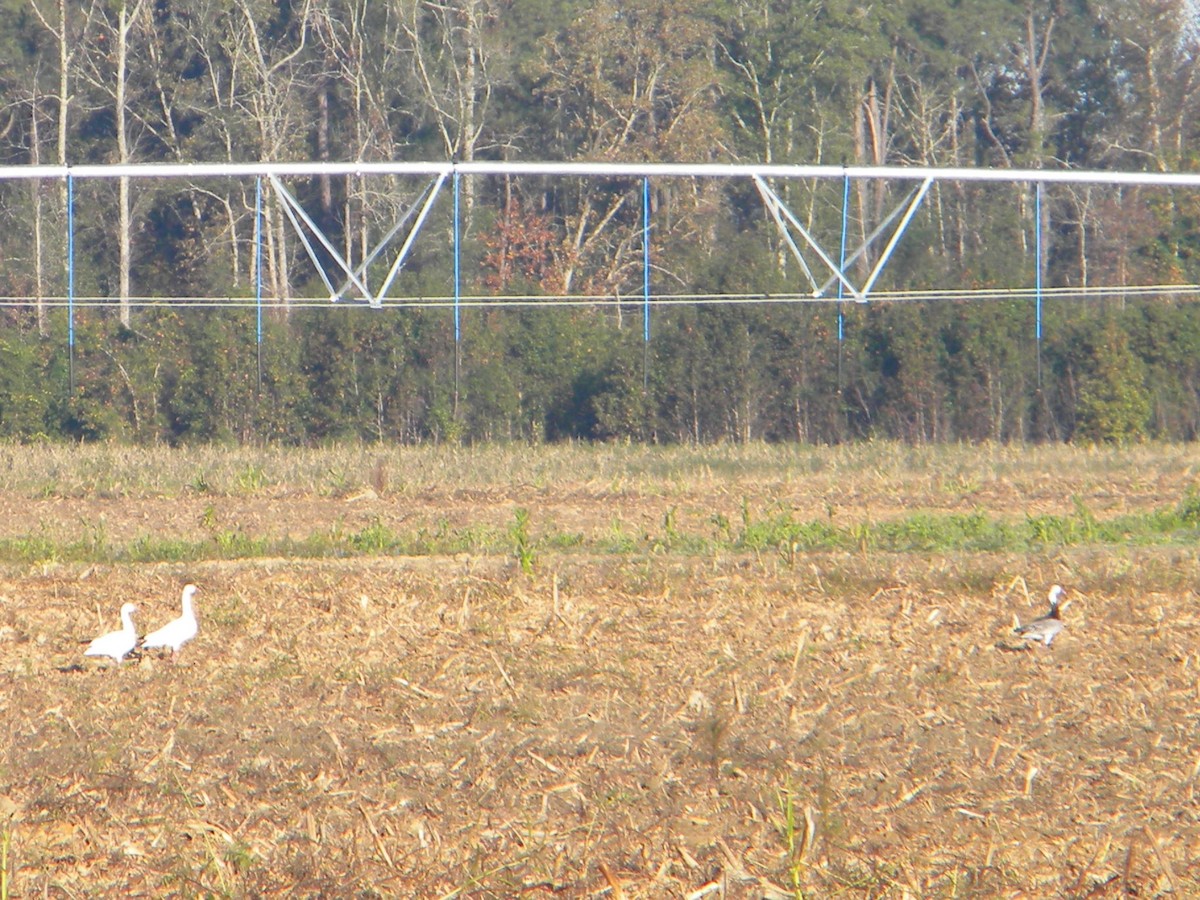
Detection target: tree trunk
<box><xmin>30</xmin><ymin>94</ymin><xmax>46</xmax><ymax>336</ymax></box>
<box><xmin>115</xmin><ymin>2</ymin><xmax>144</xmax><ymax>329</ymax></box>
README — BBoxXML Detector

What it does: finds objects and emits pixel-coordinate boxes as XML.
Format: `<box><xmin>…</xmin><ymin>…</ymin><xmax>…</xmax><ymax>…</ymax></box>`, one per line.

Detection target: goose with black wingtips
<box><xmin>1013</xmin><ymin>584</ymin><xmax>1067</xmax><ymax>647</ymax></box>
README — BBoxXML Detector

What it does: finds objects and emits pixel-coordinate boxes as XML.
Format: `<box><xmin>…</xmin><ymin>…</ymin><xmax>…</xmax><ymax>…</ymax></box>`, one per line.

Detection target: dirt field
<box><xmin>1</xmin><ymin>444</ymin><xmax>1199</xmax><ymax>898</ymax></box>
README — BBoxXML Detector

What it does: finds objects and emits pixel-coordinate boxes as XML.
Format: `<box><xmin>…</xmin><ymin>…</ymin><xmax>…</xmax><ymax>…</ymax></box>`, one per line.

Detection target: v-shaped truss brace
<box><xmin>269</xmin><ymin>173</ymin><xmax>448</xmax><ymax>309</ymax></box>
<box><xmin>753</xmin><ymin>174</ymin><xmax>932</xmax><ymax>302</ymax></box>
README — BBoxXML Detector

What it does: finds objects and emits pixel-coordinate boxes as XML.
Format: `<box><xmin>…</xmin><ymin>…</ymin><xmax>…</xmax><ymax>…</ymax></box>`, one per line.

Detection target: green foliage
<box><xmin>0</xmin><ymin>2</ymin><xmax>1196</xmax><ymax>447</ymax></box>
<box><xmin>1175</xmin><ymin>489</ymin><xmax>1200</xmax><ymax>527</ymax></box>
<box><xmin>348</xmin><ymin>519</ymin><xmax>401</xmax><ymax>554</ymax></box>
<box><xmin>0</xmin><ymin>335</ymin><xmax>53</xmax><ymax>439</ymax></box>
<box><xmin>213</xmin><ymin>529</ymin><xmax>267</xmax><ymax>559</ymax></box>
<box><xmin>1072</xmin><ymin>319</ymin><xmax>1151</xmax><ymax>444</ymax></box>
<box><xmin>167</xmin><ymin>310</ymin><xmax>262</xmax><ymax>443</ymax></box>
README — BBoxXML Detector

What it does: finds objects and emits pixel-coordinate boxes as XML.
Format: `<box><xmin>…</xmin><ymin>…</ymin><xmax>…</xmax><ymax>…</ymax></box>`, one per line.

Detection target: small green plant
<box><xmin>542</xmin><ymin>529</ymin><xmax>585</xmax><ymax>549</ymax></box>
<box><xmin>510</xmin><ymin>507</ymin><xmax>536</xmax><ymax>574</ymax></box>
<box><xmin>1073</xmin><ymin>495</ymin><xmax>1100</xmax><ymax>542</ymax></box>
<box><xmin>223</xmin><ymin>839</ymin><xmax>257</xmax><ymax>874</ymax></box>
<box><xmin>349</xmin><ymin>518</ymin><xmax>399</xmax><ymax>553</ymax></box>
<box><xmin>1176</xmin><ymin>488</ymin><xmax>1200</xmax><ymax>526</ymax></box>
<box><xmin>777</xmin><ymin>788</ymin><xmax>813</xmax><ymax>899</ymax></box>
<box><xmin>207</xmin><ymin>594</ymin><xmax>251</xmax><ymax>629</ymax></box>
<box><xmin>213</xmin><ymin>529</ymin><xmax>267</xmax><ymax>558</ymax></box>
<box><xmin>602</xmin><ymin>520</ymin><xmax>637</xmax><ymax>554</ymax></box>
<box><xmin>663</xmin><ymin>505</ymin><xmax>679</xmax><ymax>549</ymax></box>
<box><xmin>1</xmin><ymin>820</ymin><xmax>12</xmax><ymax>900</ymax></box>
<box><xmin>1026</xmin><ymin>513</ymin><xmax>1071</xmax><ymax>545</ymax></box>
<box><xmin>200</xmin><ymin>504</ymin><xmax>218</xmax><ymax>530</ymax></box>
<box><xmin>710</xmin><ymin>511</ymin><xmax>732</xmax><ymax>541</ymax></box>
<box><xmin>325</xmin><ymin>466</ymin><xmax>354</xmax><ymax>497</ymax></box>
<box><xmin>2</xmin><ymin>534</ymin><xmax>58</xmax><ymax>564</ymax></box>
<box><xmin>235</xmin><ymin>464</ymin><xmax>267</xmax><ymax>493</ymax></box>
<box><xmin>124</xmin><ymin>535</ymin><xmax>201</xmax><ymax>563</ymax></box>
<box><xmin>81</xmin><ymin>517</ymin><xmax>109</xmax><ymax>556</ymax></box>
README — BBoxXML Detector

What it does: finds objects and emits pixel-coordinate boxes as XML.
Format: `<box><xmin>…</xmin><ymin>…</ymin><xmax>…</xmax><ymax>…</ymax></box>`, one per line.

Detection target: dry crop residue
<box><xmin>0</xmin><ymin>488</ymin><xmax>1197</xmax><ymax>896</ymax></box>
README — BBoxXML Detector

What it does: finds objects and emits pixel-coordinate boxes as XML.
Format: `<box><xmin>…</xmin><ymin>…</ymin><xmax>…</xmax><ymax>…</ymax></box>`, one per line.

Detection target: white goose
<box><xmin>84</xmin><ymin>602</ymin><xmax>139</xmax><ymax>664</ymax></box>
<box><xmin>142</xmin><ymin>584</ymin><xmax>199</xmax><ymax>660</ymax></box>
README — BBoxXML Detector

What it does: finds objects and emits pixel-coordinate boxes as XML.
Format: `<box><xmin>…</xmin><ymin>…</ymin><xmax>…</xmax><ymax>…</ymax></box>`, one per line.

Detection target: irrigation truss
<box><xmin>3</xmin><ymin>160</ymin><xmax>1200</xmax><ymax>317</ymax></box>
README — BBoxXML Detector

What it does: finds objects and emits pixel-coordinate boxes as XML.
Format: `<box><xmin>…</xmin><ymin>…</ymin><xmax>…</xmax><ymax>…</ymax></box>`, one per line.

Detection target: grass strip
<box><xmin>3</xmin><ymin>492</ymin><xmax>1200</xmax><ymax>565</ymax></box>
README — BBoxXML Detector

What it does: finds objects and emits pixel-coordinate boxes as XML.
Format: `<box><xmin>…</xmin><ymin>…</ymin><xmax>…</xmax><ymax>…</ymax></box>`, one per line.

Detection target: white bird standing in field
<box><xmin>84</xmin><ymin>602</ymin><xmax>139</xmax><ymax>664</ymax></box>
<box><xmin>1013</xmin><ymin>584</ymin><xmax>1067</xmax><ymax>647</ymax></box>
<box><xmin>142</xmin><ymin>584</ymin><xmax>199</xmax><ymax>661</ymax></box>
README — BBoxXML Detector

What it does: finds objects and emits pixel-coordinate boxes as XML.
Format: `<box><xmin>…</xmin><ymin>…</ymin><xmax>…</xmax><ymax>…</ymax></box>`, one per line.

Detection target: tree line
<box><xmin>0</xmin><ymin>0</ymin><xmax>1197</xmax><ymax>445</ymax></box>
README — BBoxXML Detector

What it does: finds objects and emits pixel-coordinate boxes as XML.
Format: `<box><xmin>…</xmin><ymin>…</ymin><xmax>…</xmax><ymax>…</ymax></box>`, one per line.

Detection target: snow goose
<box><xmin>142</xmin><ymin>584</ymin><xmax>199</xmax><ymax>660</ymax></box>
<box><xmin>1013</xmin><ymin>584</ymin><xmax>1066</xmax><ymax>647</ymax></box>
<box><xmin>84</xmin><ymin>602</ymin><xmax>138</xmax><ymax>664</ymax></box>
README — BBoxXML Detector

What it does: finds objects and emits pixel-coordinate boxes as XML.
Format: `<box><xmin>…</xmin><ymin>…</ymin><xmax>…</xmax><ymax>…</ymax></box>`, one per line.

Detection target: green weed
<box><xmin>349</xmin><ymin>519</ymin><xmax>400</xmax><ymax>554</ymax></box>
<box><xmin>1</xmin><ymin>821</ymin><xmax>11</xmax><ymax>900</ymax></box>
<box><xmin>223</xmin><ymin>840</ymin><xmax>257</xmax><ymax>875</ymax></box>
<box><xmin>776</xmin><ymin>787</ymin><xmax>814</xmax><ymax>899</ymax></box>
<box><xmin>324</xmin><ymin>466</ymin><xmax>354</xmax><ymax>498</ymax></box>
<box><xmin>200</xmin><ymin>504</ymin><xmax>218</xmax><ymax>529</ymax></box>
<box><xmin>511</xmin><ymin>507</ymin><xmax>536</xmax><ymax>574</ymax></box>
<box><xmin>234</xmin><ymin>464</ymin><xmax>267</xmax><ymax>493</ymax></box>
<box><xmin>124</xmin><ymin>535</ymin><xmax>203</xmax><ymax>563</ymax></box>
<box><xmin>207</xmin><ymin>595</ymin><xmax>250</xmax><ymax>629</ymax></box>
<box><xmin>662</xmin><ymin>505</ymin><xmax>680</xmax><ymax>549</ymax></box>
<box><xmin>213</xmin><ymin>529</ymin><xmax>268</xmax><ymax>558</ymax></box>
<box><xmin>541</xmin><ymin>529</ymin><xmax>585</xmax><ymax>550</ymax></box>
<box><xmin>1</xmin><ymin>482</ymin><xmax>1199</xmax><ymax>566</ymax></box>
<box><xmin>601</xmin><ymin>521</ymin><xmax>637</xmax><ymax>554</ymax></box>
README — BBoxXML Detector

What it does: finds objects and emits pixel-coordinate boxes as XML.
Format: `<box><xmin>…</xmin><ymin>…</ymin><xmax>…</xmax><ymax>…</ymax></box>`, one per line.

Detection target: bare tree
<box><xmin>29</xmin><ymin>0</ymin><xmax>98</xmax><ymax>331</ymax></box>
<box><xmin>311</xmin><ymin>2</ymin><xmax>417</xmax><ymax>280</ymax></box>
<box><xmin>225</xmin><ymin>0</ymin><xmax>320</xmax><ymax>306</ymax></box>
<box><xmin>113</xmin><ymin>1</ymin><xmax>144</xmax><ymax>327</ymax></box>
<box><xmin>25</xmin><ymin>88</ymin><xmax>48</xmax><ymax>335</ymax></box>
<box><xmin>535</xmin><ymin>0</ymin><xmax>726</xmax><ymax>295</ymax></box>
<box><xmin>1098</xmin><ymin>0</ymin><xmax>1200</xmax><ymax>169</ymax></box>
<box><xmin>72</xmin><ymin>0</ymin><xmax>150</xmax><ymax>327</ymax></box>
<box><xmin>175</xmin><ymin>1</ymin><xmax>258</xmax><ymax>293</ymax></box>
<box><xmin>402</xmin><ymin>0</ymin><xmax>498</xmax><ymax>227</ymax></box>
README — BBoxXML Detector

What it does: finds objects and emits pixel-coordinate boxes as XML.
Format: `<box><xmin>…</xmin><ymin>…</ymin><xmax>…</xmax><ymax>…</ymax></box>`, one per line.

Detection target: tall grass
<box><xmin>0</xmin><ymin>440</ymin><xmax>1195</xmax><ymax>497</ymax></box>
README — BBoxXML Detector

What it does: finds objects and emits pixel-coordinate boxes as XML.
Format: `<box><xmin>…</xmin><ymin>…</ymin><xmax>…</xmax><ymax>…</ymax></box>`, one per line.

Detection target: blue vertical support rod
<box><xmin>837</xmin><ymin>173</ymin><xmax>850</xmax><ymax>387</ymax></box>
<box><xmin>255</xmin><ymin>176</ymin><xmax>264</xmax><ymax>389</ymax></box>
<box><xmin>453</xmin><ymin>170</ymin><xmax>461</xmax><ymax>344</ymax></box>
<box><xmin>453</xmin><ymin>169</ymin><xmax>462</xmax><ymax>416</ymax></box>
<box><xmin>643</xmin><ymin>177</ymin><xmax>651</xmax><ymax>343</ymax></box>
<box><xmin>1035</xmin><ymin>181</ymin><xmax>1044</xmax><ymax>387</ymax></box>
<box><xmin>67</xmin><ymin>172</ymin><xmax>75</xmax><ymax>393</ymax></box>
<box><xmin>642</xmin><ymin>177</ymin><xmax>651</xmax><ymax>395</ymax></box>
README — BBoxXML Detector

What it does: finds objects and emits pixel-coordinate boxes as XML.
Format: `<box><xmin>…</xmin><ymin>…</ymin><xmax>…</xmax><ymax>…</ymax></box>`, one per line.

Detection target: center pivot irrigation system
<box><xmin>4</xmin><ymin>160</ymin><xmax>1200</xmax><ymax>379</ymax></box>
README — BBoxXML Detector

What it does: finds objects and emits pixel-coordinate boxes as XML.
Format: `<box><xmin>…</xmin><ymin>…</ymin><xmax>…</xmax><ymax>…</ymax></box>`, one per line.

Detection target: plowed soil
<box><xmin>1</xmin><ymin>446</ymin><xmax>1198</xmax><ymax>898</ymax></box>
